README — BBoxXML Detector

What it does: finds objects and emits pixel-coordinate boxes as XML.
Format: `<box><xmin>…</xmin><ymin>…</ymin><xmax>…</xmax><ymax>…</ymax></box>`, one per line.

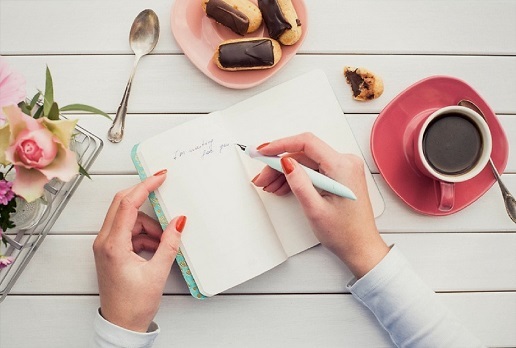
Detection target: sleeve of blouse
<box><xmin>91</xmin><ymin>308</ymin><xmax>160</xmax><ymax>348</ymax></box>
<box><xmin>347</xmin><ymin>245</ymin><xmax>484</xmax><ymax>348</ymax></box>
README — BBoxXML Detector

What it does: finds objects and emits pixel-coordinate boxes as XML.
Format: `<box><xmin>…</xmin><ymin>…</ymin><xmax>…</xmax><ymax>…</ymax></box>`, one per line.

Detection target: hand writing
<box><xmin>252</xmin><ymin>133</ymin><xmax>389</xmax><ymax>278</ymax></box>
<box><xmin>93</xmin><ymin>170</ymin><xmax>186</xmax><ymax>332</ymax></box>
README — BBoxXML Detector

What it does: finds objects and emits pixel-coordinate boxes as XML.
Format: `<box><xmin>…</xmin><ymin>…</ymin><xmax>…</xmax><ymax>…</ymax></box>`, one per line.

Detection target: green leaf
<box><xmin>18</xmin><ymin>101</ymin><xmax>31</xmax><ymax>116</ymax></box>
<box><xmin>29</xmin><ymin>92</ymin><xmax>41</xmax><ymax>109</ymax></box>
<box><xmin>47</xmin><ymin>102</ymin><xmax>60</xmax><ymax>121</ymax></box>
<box><xmin>43</xmin><ymin>66</ymin><xmax>54</xmax><ymax>116</ymax></box>
<box><xmin>78</xmin><ymin>163</ymin><xmax>91</xmax><ymax>179</ymax></box>
<box><xmin>33</xmin><ymin>106</ymin><xmax>44</xmax><ymax>119</ymax></box>
<box><xmin>60</xmin><ymin>104</ymin><xmax>112</xmax><ymax>120</ymax></box>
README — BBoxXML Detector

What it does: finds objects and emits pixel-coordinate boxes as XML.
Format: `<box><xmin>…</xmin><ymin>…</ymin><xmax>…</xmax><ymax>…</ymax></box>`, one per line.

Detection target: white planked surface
<box><xmin>1</xmin><ymin>293</ymin><xmax>516</xmax><ymax>347</ymax></box>
<box><xmin>1</xmin><ymin>0</ymin><xmax>515</xmax><ymax>346</ymax></box>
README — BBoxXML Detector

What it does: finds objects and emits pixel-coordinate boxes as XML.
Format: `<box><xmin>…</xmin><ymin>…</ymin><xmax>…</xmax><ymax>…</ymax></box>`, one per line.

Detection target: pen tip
<box><xmin>235</xmin><ymin>144</ymin><xmax>246</xmax><ymax>151</ymax></box>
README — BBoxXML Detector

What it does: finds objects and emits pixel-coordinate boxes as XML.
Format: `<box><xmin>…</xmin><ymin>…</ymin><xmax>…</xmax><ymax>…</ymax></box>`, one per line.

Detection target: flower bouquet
<box><xmin>0</xmin><ymin>58</ymin><xmax>106</xmax><ymax>301</ymax></box>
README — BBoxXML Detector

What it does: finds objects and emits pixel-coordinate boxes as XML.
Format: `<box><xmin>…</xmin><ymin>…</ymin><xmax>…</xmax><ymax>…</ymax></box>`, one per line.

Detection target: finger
<box><xmin>109</xmin><ymin>172</ymin><xmax>168</xmax><ymax>241</ymax></box>
<box><xmin>252</xmin><ymin>166</ymin><xmax>283</xmax><ymax>188</ymax></box>
<box><xmin>132</xmin><ymin>234</ymin><xmax>160</xmax><ymax>254</ymax></box>
<box><xmin>131</xmin><ymin>212</ymin><xmax>163</xmax><ymax>239</ymax></box>
<box><xmin>97</xmin><ymin>184</ymin><xmax>137</xmax><ymax>241</ymax></box>
<box><xmin>273</xmin><ymin>181</ymin><xmax>292</xmax><ymax>196</ymax></box>
<box><xmin>286</xmin><ymin>152</ymin><xmax>319</xmax><ymax>171</ymax></box>
<box><xmin>280</xmin><ymin>157</ymin><xmax>326</xmax><ymax>216</ymax></box>
<box><xmin>150</xmin><ymin>216</ymin><xmax>186</xmax><ymax>272</ymax></box>
<box><xmin>257</xmin><ymin>133</ymin><xmax>339</xmax><ymax>166</ymax></box>
<box><xmin>263</xmin><ymin>174</ymin><xmax>287</xmax><ymax>193</ymax></box>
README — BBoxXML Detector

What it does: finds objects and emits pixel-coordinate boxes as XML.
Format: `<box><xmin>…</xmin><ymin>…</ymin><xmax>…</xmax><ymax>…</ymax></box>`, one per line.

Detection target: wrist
<box><xmin>339</xmin><ymin>235</ymin><xmax>390</xmax><ymax>279</ymax></box>
<box><xmin>100</xmin><ymin>307</ymin><xmax>152</xmax><ymax>333</ymax></box>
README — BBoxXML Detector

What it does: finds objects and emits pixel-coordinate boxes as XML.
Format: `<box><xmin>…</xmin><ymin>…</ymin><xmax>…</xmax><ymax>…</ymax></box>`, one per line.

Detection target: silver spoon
<box><xmin>458</xmin><ymin>99</ymin><xmax>516</xmax><ymax>223</ymax></box>
<box><xmin>108</xmin><ymin>9</ymin><xmax>160</xmax><ymax>143</ymax></box>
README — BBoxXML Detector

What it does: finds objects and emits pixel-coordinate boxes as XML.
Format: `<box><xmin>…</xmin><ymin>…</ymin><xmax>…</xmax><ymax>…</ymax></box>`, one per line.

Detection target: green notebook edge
<box><xmin>131</xmin><ymin>144</ymin><xmax>206</xmax><ymax>300</ymax></box>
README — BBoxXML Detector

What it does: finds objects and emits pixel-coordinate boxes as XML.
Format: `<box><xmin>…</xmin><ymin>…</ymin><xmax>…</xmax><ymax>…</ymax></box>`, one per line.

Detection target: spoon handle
<box><xmin>108</xmin><ymin>56</ymin><xmax>140</xmax><ymax>143</ymax></box>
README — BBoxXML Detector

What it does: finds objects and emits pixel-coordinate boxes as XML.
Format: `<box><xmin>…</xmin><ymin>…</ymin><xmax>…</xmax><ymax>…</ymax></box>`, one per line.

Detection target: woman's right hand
<box><xmin>252</xmin><ymin>133</ymin><xmax>389</xmax><ymax>278</ymax></box>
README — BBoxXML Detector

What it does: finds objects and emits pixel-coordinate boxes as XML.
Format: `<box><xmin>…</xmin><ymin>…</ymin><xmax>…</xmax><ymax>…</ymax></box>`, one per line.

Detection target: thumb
<box><xmin>150</xmin><ymin>215</ymin><xmax>186</xmax><ymax>271</ymax></box>
<box><xmin>281</xmin><ymin>157</ymin><xmax>326</xmax><ymax>216</ymax></box>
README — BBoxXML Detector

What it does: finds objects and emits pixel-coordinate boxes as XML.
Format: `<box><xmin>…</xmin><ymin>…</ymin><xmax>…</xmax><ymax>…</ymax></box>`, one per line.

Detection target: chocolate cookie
<box><xmin>343</xmin><ymin>66</ymin><xmax>384</xmax><ymax>101</ymax></box>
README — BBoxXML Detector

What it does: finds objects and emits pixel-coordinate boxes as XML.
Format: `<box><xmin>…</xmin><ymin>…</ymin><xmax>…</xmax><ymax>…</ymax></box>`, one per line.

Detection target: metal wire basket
<box><xmin>0</xmin><ymin>121</ymin><xmax>103</xmax><ymax>303</ymax></box>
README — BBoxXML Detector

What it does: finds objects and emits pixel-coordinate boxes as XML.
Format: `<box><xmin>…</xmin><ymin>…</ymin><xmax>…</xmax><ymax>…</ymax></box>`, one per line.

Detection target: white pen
<box><xmin>236</xmin><ymin>144</ymin><xmax>357</xmax><ymax>200</ymax></box>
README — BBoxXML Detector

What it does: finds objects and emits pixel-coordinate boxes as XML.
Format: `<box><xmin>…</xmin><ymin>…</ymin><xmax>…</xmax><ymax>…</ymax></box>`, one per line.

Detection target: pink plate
<box><xmin>171</xmin><ymin>0</ymin><xmax>308</xmax><ymax>89</ymax></box>
<box><xmin>371</xmin><ymin>76</ymin><xmax>509</xmax><ymax>215</ymax></box>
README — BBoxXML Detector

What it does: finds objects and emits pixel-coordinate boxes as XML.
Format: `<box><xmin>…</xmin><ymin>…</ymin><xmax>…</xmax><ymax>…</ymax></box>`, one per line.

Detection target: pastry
<box><xmin>202</xmin><ymin>0</ymin><xmax>262</xmax><ymax>35</ymax></box>
<box><xmin>258</xmin><ymin>0</ymin><xmax>302</xmax><ymax>45</ymax></box>
<box><xmin>213</xmin><ymin>38</ymin><xmax>282</xmax><ymax>71</ymax></box>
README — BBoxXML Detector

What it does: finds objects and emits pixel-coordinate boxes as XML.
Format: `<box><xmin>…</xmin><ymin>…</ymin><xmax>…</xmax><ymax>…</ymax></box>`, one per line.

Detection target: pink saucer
<box><xmin>371</xmin><ymin>76</ymin><xmax>509</xmax><ymax>215</ymax></box>
<box><xmin>171</xmin><ymin>0</ymin><xmax>308</xmax><ymax>89</ymax></box>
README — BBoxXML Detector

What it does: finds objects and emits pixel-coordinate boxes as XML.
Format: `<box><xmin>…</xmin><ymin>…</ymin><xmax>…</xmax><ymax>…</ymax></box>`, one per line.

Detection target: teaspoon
<box><xmin>108</xmin><ymin>9</ymin><xmax>160</xmax><ymax>143</ymax></box>
<box><xmin>458</xmin><ymin>99</ymin><xmax>516</xmax><ymax>223</ymax></box>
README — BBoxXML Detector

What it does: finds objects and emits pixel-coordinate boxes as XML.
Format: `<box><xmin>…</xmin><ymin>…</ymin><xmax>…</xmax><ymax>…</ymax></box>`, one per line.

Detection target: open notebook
<box><xmin>132</xmin><ymin>70</ymin><xmax>384</xmax><ymax>298</ymax></box>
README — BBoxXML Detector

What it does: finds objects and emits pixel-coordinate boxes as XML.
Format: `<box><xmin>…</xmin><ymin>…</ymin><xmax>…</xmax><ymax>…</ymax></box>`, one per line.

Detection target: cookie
<box><xmin>202</xmin><ymin>0</ymin><xmax>262</xmax><ymax>35</ymax></box>
<box><xmin>213</xmin><ymin>38</ymin><xmax>282</xmax><ymax>71</ymax></box>
<box><xmin>343</xmin><ymin>66</ymin><xmax>384</xmax><ymax>101</ymax></box>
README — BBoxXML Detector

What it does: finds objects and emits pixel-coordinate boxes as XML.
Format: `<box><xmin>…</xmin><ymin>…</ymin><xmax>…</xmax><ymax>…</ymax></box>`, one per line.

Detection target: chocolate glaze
<box><xmin>219</xmin><ymin>39</ymin><xmax>274</xmax><ymax>68</ymax></box>
<box><xmin>206</xmin><ymin>0</ymin><xmax>249</xmax><ymax>35</ymax></box>
<box><xmin>344</xmin><ymin>69</ymin><xmax>369</xmax><ymax>98</ymax></box>
<box><xmin>258</xmin><ymin>0</ymin><xmax>292</xmax><ymax>39</ymax></box>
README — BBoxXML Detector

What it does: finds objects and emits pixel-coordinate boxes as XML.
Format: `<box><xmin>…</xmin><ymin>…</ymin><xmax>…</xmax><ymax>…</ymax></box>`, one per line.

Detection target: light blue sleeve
<box><xmin>91</xmin><ymin>309</ymin><xmax>159</xmax><ymax>348</ymax></box>
<box><xmin>348</xmin><ymin>245</ymin><xmax>485</xmax><ymax>348</ymax></box>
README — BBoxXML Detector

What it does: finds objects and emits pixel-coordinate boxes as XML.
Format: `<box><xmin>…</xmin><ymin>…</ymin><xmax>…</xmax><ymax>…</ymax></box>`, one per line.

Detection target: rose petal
<box><xmin>39</xmin><ymin>144</ymin><xmax>79</xmax><ymax>182</ymax></box>
<box><xmin>3</xmin><ymin>105</ymin><xmax>41</xmax><ymax>141</ymax></box>
<box><xmin>41</xmin><ymin>118</ymin><xmax>78</xmax><ymax>149</ymax></box>
<box><xmin>0</xmin><ymin>122</ymin><xmax>10</xmax><ymax>165</ymax></box>
<box><xmin>11</xmin><ymin>166</ymin><xmax>49</xmax><ymax>202</ymax></box>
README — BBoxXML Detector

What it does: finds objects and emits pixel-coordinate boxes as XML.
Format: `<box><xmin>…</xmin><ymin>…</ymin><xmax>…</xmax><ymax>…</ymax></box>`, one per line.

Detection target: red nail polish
<box><xmin>153</xmin><ymin>169</ymin><xmax>167</xmax><ymax>176</ymax></box>
<box><xmin>175</xmin><ymin>216</ymin><xmax>187</xmax><ymax>233</ymax></box>
<box><xmin>256</xmin><ymin>142</ymin><xmax>270</xmax><ymax>150</ymax></box>
<box><xmin>251</xmin><ymin>174</ymin><xmax>260</xmax><ymax>184</ymax></box>
<box><xmin>281</xmin><ymin>157</ymin><xmax>295</xmax><ymax>175</ymax></box>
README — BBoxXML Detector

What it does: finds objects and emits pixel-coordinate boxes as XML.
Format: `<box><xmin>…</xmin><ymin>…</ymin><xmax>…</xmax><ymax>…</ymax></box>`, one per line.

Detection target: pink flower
<box><xmin>0</xmin><ymin>57</ymin><xmax>26</xmax><ymax>125</ymax></box>
<box><xmin>0</xmin><ymin>179</ymin><xmax>15</xmax><ymax>205</ymax></box>
<box><xmin>0</xmin><ymin>105</ymin><xmax>79</xmax><ymax>202</ymax></box>
<box><xmin>0</xmin><ymin>256</ymin><xmax>14</xmax><ymax>269</ymax></box>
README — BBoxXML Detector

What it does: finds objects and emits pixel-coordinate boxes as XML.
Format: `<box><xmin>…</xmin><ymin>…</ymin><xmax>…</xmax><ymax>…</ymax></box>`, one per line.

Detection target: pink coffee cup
<box><xmin>413</xmin><ymin>105</ymin><xmax>492</xmax><ymax>211</ymax></box>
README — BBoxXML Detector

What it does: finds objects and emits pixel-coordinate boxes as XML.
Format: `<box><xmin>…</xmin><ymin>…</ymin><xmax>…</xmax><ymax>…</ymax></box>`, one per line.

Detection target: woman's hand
<box><xmin>252</xmin><ymin>133</ymin><xmax>389</xmax><ymax>278</ymax></box>
<box><xmin>93</xmin><ymin>170</ymin><xmax>186</xmax><ymax>332</ymax></box>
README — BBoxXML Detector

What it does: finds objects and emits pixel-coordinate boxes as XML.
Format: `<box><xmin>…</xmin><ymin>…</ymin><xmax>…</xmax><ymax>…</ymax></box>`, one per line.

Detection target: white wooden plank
<box><xmin>71</xmin><ymin>114</ymin><xmax>516</xmax><ymax>175</ymax></box>
<box><xmin>1</xmin><ymin>293</ymin><xmax>515</xmax><ymax>347</ymax></box>
<box><xmin>2</xmin><ymin>55</ymin><xmax>516</xmax><ymax>115</ymax></box>
<box><xmin>1</xmin><ymin>0</ymin><xmax>515</xmax><ymax>55</ymax></box>
<box><xmin>49</xmin><ymin>174</ymin><xmax>516</xmax><ymax>234</ymax></box>
<box><xmin>8</xmin><ymin>233</ymin><xmax>516</xmax><ymax>294</ymax></box>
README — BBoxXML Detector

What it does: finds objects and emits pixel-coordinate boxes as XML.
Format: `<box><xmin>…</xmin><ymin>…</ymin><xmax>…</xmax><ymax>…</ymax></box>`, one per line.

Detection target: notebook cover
<box><xmin>131</xmin><ymin>144</ymin><xmax>206</xmax><ymax>299</ymax></box>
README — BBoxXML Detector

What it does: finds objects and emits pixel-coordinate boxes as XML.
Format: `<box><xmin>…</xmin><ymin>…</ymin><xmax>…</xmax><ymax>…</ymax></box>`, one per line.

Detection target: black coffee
<box><xmin>422</xmin><ymin>113</ymin><xmax>483</xmax><ymax>175</ymax></box>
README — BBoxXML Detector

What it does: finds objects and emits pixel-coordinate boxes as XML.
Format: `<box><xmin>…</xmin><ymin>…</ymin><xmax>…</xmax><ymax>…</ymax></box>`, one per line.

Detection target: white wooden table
<box><xmin>1</xmin><ymin>1</ymin><xmax>516</xmax><ymax>346</ymax></box>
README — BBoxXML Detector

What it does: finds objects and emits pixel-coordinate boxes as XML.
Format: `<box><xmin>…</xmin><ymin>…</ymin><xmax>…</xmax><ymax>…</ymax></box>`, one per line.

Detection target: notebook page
<box><xmin>136</xmin><ymin>115</ymin><xmax>287</xmax><ymax>296</ymax></box>
<box><xmin>217</xmin><ymin>70</ymin><xmax>385</xmax><ymax>256</ymax></box>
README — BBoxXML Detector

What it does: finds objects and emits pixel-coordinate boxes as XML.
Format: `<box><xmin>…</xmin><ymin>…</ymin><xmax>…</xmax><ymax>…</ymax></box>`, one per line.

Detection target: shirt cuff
<box><xmin>92</xmin><ymin>308</ymin><xmax>159</xmax><ymax>348</ymax></box>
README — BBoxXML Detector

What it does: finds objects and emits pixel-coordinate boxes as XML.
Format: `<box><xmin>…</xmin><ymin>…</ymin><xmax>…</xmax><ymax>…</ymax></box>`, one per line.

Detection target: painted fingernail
<box><xmin>153</xmin><ymin>169</ymin><xmax>168</xmax><ymax>176</ymax></box>
<box><xmin>256</xmin><ymin>142</ymin><xmax>270</xmax><ymax>150</ymax></box>
<box><xmin>280</xmin><ymin>157</ymin><xmax>295</xmax><ymax>175</ymax></box>
<box><xmin>251</xmin><ymin>173</ymin><xmax>260</xmax><ymax>184</ymax></box>
<box><xmin>175</xmin><ymin>215</ymin><xmax>187</xmax><ymax>233</ymax></box>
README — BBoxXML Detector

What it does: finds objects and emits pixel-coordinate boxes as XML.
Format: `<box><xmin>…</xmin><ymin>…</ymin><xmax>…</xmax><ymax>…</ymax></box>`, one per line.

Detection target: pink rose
<box><xmin>0</xmin><ymin>57</ymin><xmax>26</xmax><ymax>125</ymax></box>
<box><xmin>0</xmin><ymin>105</ymin><xmax>79</xmax><ymax>202</ymax></box>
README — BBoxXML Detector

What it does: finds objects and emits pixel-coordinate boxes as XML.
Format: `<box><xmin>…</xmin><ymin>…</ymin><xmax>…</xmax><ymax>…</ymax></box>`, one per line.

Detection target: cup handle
<box><xmin>439</xmin><ymin>181</ymin><xmax>455</xmax><ymax>211</ymax></box>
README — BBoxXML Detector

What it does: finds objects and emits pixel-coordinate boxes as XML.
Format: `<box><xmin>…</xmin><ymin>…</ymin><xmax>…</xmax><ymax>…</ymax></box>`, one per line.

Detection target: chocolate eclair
<box><xmin>258</xmin><ymin>0</ymin><xmax>302</xmax><ymax>45</ymax></box>
<box><xmin>213</xmin><ymin>38</ymin><xmax>282</xmax><ymax>71</ymax></box>
<box><xmin>202</xmin><ymin>0</ymin><xmax>262</xmax><ymax>35</ymax></box>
